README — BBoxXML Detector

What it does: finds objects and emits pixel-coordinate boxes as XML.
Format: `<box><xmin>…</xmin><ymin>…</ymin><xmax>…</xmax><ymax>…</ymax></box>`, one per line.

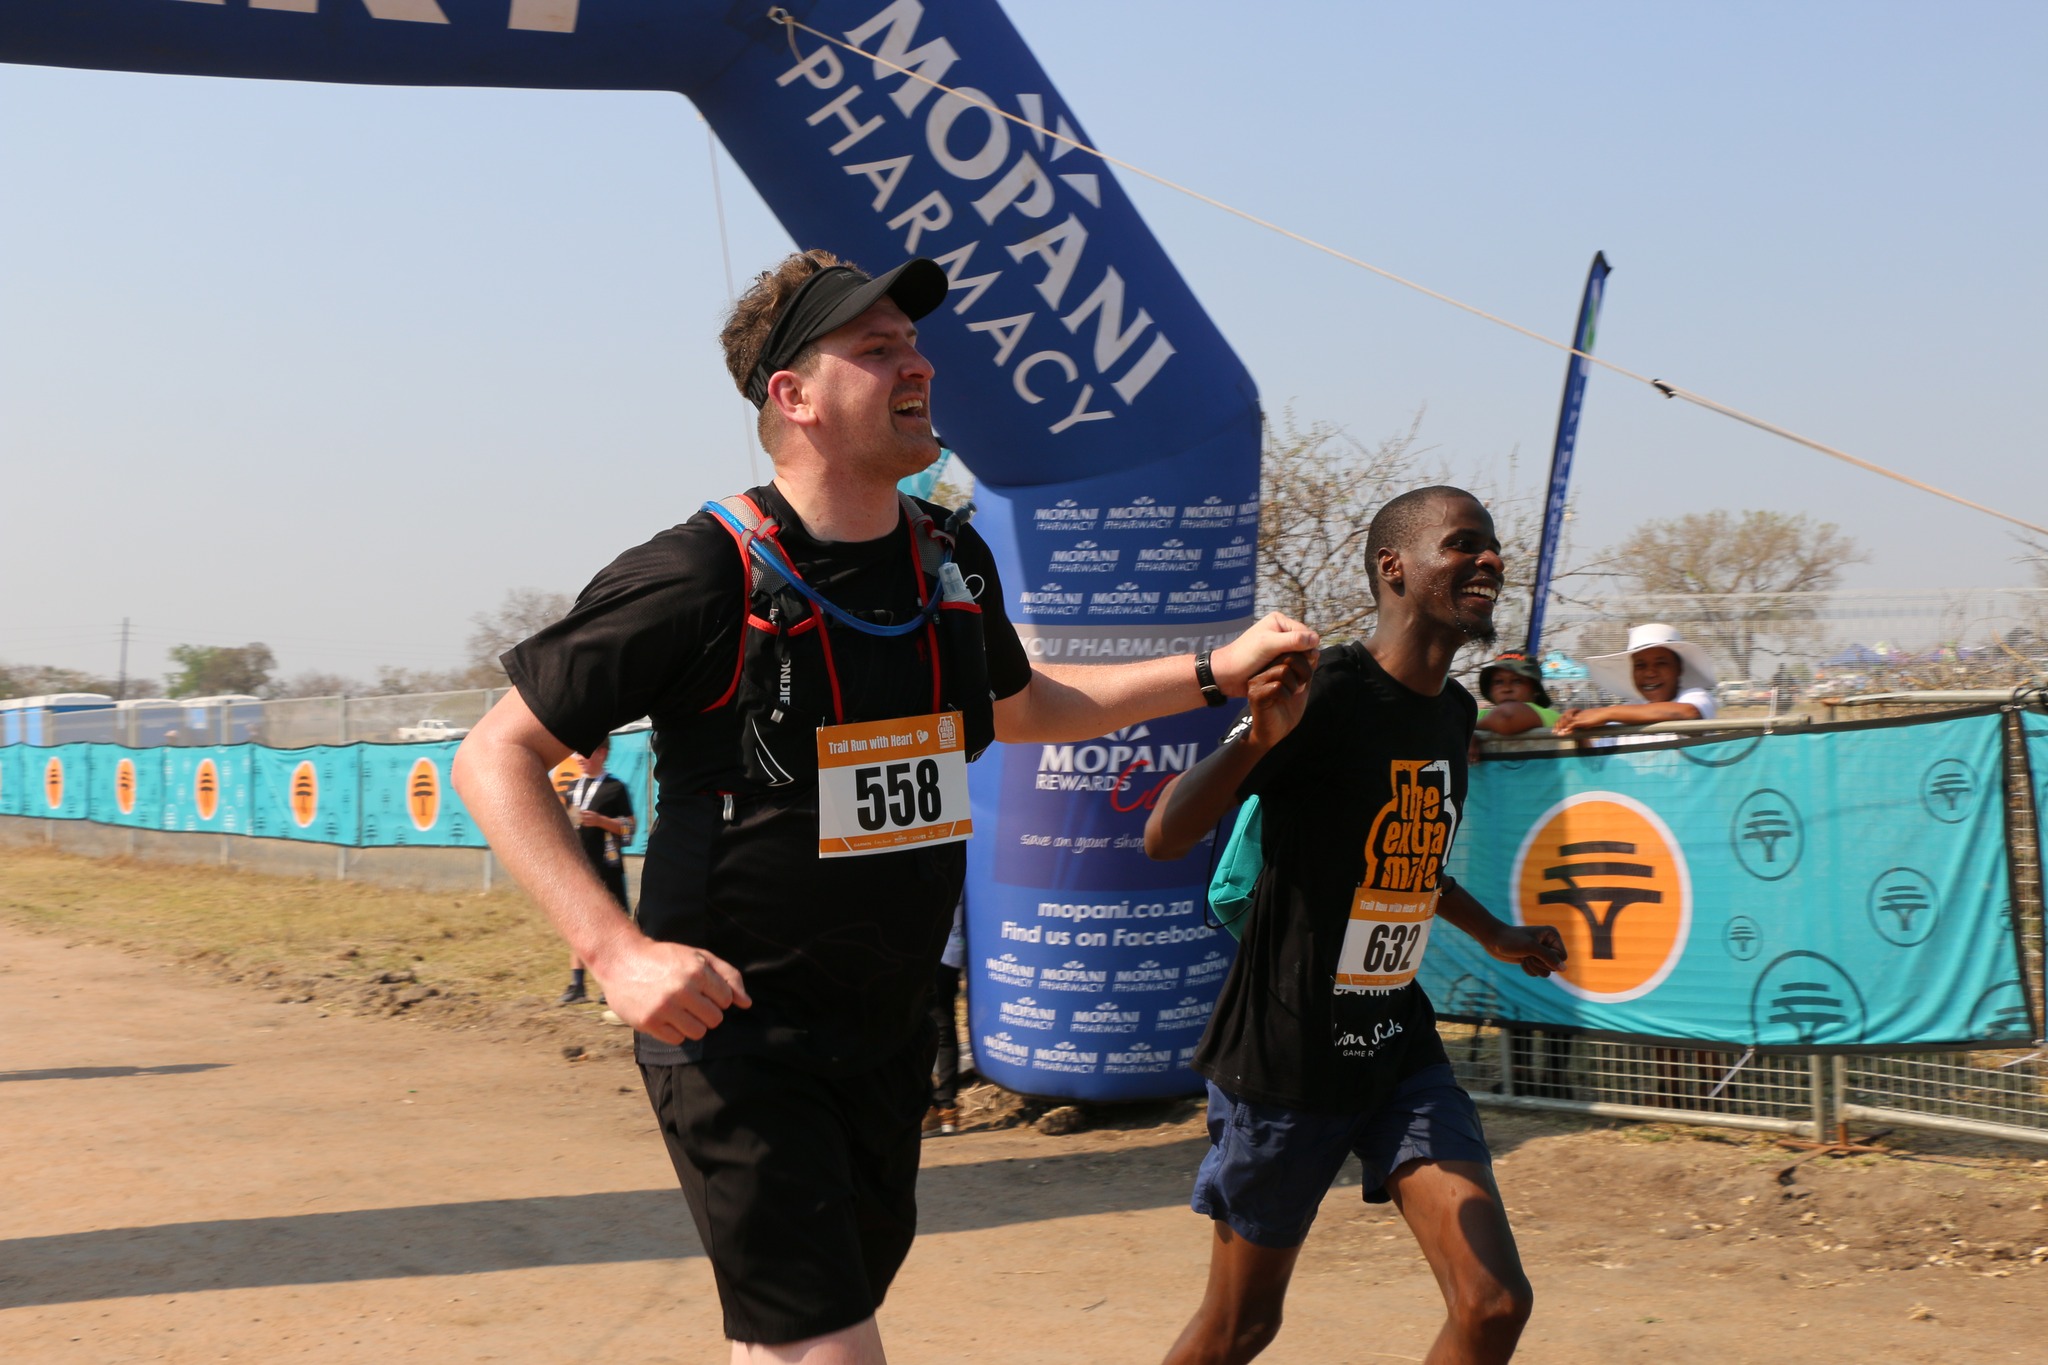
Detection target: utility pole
<box><xmin>117</xmin><ymin>617</ymin><xmax>131</xmax><ymax>700</ymax></box>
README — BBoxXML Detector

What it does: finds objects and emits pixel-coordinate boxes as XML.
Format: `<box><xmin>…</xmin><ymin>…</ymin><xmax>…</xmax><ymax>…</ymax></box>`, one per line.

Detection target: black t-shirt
<box><xmin>504</xmin><ymin>485</ymin><xmax>1032</xmax><ymax>1073</ymax></box>
<box><xmin>1193</xmin><ymin>642</ymin><xmax>1477</xmax><ymax>1114</ymax></box>
<box><xmin>563</xmin><ymin>771</ymin><xmax>634</xmax><ymax>875</ymax></box>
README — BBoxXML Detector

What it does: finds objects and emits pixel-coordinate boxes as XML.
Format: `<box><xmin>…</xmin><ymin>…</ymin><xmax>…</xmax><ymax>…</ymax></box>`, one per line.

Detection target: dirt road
<box><xmin>4</xmin><ymin>920</ymin><xmax>2045</xmax><ymax>1363</ymax></box>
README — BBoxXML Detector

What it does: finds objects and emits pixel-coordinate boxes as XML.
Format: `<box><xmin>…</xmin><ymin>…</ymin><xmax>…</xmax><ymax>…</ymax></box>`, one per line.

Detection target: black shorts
<box><xmin>638</xmin><ymin>1029</ymin><xmax>933</xmax><ymax>1344</ymax></box>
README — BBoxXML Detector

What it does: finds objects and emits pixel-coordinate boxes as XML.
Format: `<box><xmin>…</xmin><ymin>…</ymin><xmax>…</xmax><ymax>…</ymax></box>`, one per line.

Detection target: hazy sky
<box><xmin>2</xmin><ymin>1</ymin><xmax>2042</xmax><ymax>686</ymax></box>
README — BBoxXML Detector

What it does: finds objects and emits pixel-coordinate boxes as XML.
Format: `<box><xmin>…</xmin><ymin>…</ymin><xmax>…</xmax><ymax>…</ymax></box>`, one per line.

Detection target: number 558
<box><xmin>853</xmin><ymin>760</ymin><xmax>943</xmax><ymax>831</ymax></box>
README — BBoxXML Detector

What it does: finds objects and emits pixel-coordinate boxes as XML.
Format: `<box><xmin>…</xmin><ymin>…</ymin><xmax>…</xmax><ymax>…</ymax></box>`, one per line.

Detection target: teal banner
<box><xmin>1425</xmin><ymin>710</ymin><xmax>2032</xmax><ymax>1050</ymax></box>
<box><xmin>87</xmin><ymin>745</ymin><xmax>166</xmax><ymax>829</ymax></box>
<box><xmin>0</xmin><ymin>745</ymin><xmax>24</xmax><ymax>817</ymax></box>
<box><xmin>3</xmin><ymin>734</ymin><xmax>637</xmax><ymax>851</ymax></box>
<box><xmin>358</xmin><ymin>742</ymin><xmax>483</xmax><ymax>849</ymax></box>
<box><xmin>161</xmin><ymin>746</ymin><xmax>253</xmax><ymax>834</ymax></box>
<box><xmin>249</xmin><ymin>745</ymin><xmax>361</xmax><ymax>846</ymax></box>
<box><xmin>17</xmin><ymin>744</ymin><xmax>95</xmax><ymax>821</ymax></box>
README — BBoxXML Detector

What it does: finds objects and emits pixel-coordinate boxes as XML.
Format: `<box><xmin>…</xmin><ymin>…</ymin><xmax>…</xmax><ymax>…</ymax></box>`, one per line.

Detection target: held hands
<box><xmin>1552</xmin><ymin>707</ymin><xmax>1609</xmax><ymax>736</ymax></box>
<box><xmin>599</xmin><ymin>936</ymin><xmax>753</xmax><ymax>1044</ymax></box>
<box><xmin>1486</xmin><ymin>923</ymin><xmax>1569</xmax><ymax>978</ymax></box>
<box><xmin>1210</xmin><ymin>613</ymin><xmax>1320</xmax><ymax>698</ymax></box>
<box><xmin>1245</xmin><ymin>651</ymin><xmax>1315</xmax><ymax>751</ymax></box>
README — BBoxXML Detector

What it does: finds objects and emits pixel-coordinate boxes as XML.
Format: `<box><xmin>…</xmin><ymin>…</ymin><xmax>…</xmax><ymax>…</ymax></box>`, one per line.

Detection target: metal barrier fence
<box><xmin>1445</xmin><ymin>1026</ymin><xmax>1825</xmax><ymax>1138</ymax></box>
<box><xmin>1452</xmin><ymin>695</ymin><xmax>2048</xmax><ymax>1150</ymax></box>
<box><xmin>1542</xmin><ymin>587</ymin><xmax>2048</xmax><ymax>701</ymax></box>
<box><xmin>16</xmin><ymin>688</ymin><xmax>510</xmax><ymax>747</ymax></box>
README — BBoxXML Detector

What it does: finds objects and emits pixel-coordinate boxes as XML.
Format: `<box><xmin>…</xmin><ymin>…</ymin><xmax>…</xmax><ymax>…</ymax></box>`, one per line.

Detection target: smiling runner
<box><xmin>1145</xmin><ymin>485</ymin><xmax>1567</xmax><ymax>1365</ymax></box>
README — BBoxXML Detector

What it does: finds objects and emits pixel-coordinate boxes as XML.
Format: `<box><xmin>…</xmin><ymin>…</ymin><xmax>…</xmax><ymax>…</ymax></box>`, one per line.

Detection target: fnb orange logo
<box><xmin>550</xmin><ymin>756</ymin><xmax>581</xmax><ymax>804</ymax></box>
<box><xmin>194</xmin><ymin>758</ymin><xmax>220</xmax><ymax>822</ymax></box>
<box><xmin>45</xmin><ymin>757</ymin><xmax>64</xmax><ymax>809</ymax></box>
<box><xmin>290</xmin><ymin>761</ymin><xmax>319</xmax><ymax>828</ymax></box>
<box><xmin>407</xmin><ymin>758</ymin><xmax>440</xmax><ymax>831</ymax></box>
<box><xmin>1513</xmin><ymin>792</ymin><xmax>1691</xmax><ymax>1002</ymax></box>
<box><xmin>115</xmin><ymin>758</ymin><xmax>138</xmax><ymax>816</ymax></box>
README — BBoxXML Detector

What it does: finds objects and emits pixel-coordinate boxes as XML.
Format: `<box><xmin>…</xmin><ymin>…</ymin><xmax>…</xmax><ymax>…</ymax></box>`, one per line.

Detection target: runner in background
<box><xmin>1144</xmin><ymin>486</ymin><xmax>1565</xmax><ymax>1365</ymax></box>
<box><xmin>557</xmin><ymin>739</ymin><xmax>634</xmax><ymax>1006</ymax></box>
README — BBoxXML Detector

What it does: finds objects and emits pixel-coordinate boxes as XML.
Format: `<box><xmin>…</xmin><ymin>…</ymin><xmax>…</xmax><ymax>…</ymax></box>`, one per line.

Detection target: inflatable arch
<box><xmin>1</xmin><ymin>0</ymin><xmax>1263</xmax><ymax>1098</ymax></box>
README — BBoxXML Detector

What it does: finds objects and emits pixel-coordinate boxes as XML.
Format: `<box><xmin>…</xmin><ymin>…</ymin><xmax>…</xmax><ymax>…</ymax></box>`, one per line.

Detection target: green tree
<box><xmin>166</xmin><ymin>643</ymin><xmax>276</xmax><ymax>698</ymax></box>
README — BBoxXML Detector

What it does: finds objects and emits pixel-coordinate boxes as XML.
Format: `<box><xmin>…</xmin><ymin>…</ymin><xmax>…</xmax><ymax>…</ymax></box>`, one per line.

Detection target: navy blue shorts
<box><xmin>1191</xmin><ymin>1063</ymin><xmax>1492</xmax><ymax>1249</ymax></box>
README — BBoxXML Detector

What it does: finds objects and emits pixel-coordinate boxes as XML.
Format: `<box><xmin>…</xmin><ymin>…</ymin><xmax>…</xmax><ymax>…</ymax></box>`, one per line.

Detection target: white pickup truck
<box><xmin>396</xmin><ymin>717</ymin><xmax>471</xmax><ymax>743</ymax></box>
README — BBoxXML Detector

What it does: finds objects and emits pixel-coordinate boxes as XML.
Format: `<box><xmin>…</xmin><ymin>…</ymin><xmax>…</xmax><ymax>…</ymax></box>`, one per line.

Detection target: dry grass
<box><xmin>0</xmin><ymin>846</ymin><xmax>570</xmax><ymax>1010</ymax></box>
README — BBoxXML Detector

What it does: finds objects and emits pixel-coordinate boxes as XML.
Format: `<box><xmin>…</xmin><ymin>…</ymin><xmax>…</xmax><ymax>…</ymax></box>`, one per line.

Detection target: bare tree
<box><xmin>373</xmin><ymin>665</ymin><xmax>492</xmax><ymax>695</ymax></box>
<box><xmin>1256</xmin><ymin>409</ymin><xmax>1544</xmax><ymax>661</ymax></box>
<box><xmin>0</xmin><ymin>662</ymin><xmax>153</xmax><ymax>700</ymax></box>
<box><xmin>1258</xmin><ymin>409</ymin><xmax>1435</xmax><ymax>643</ymax></box>
<box><xmin>2018</xmin><ymin>535</ymin><xmax>2048</xmax><ymax>588</ymax></box>
<box><xmin>1598</xmin><ymin>510</ymin><xmax>1866</xmax><ymax>679</ymax></box>
<box><xmin>464</xmin><ymin>587</ymin><xmax>574</xmax><ymax>684</ymax></box>
<box><xmin>271</xmin><ymin>670</ymin><xmax>365</xmax><ymax>699</ymax></box>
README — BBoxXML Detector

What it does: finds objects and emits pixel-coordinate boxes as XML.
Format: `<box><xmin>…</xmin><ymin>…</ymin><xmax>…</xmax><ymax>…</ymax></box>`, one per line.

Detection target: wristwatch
<box><xmin>1194</xmin><ymin>649</ymin><xmax>1227</xmax><ymax>707</ymax></box>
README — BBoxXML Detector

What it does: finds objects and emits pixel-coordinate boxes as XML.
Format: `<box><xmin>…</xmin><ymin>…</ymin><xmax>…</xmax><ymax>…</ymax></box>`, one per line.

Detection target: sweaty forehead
<box><xmin>1417</xmin><ymin>494</ymin><xmax>1492</xmax><ymax>539</ymax></box>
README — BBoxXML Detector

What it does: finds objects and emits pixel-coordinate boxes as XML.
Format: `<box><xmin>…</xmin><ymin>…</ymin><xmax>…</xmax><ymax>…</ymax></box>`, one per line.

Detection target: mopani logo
<box><xmin>115</xmin><ymin>758</ymin><xmax>138</xmax><ymax>816</ymax></box>
<box><xmin>194</xmin><ymin>758</ymin><xmax>220</xmax><ymax>822</ymax></box>
<box><xmin>290</xmin><ymin>761</ymin><xmax>320</xmax><ymax>829</ymax></box>
<box><xmin>1513</xmin><ymin>792</ymin><xmax>1691</xmax><ymax>1003</ymax></box>
<box><xmin>44</xmin><ymin>757</ymin><xmax>64</xmax><ymax>810</ymax></box>
<box><xmin>1035</xmin><ymin>723</ymin><xmax>1198</xmax><ymax>810</ymax></box>
<box><xmin>408</xmin><ymin>758</ymin><xmax>441</xmax><ymax>831</ymax></box>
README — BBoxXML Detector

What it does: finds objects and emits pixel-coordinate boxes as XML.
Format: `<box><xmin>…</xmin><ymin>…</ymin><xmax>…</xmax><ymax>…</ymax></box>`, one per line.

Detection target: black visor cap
<box><xmin>744</xmin><ymin>257</ymin><xmax>949</xmax><ymax>407</ymax></box>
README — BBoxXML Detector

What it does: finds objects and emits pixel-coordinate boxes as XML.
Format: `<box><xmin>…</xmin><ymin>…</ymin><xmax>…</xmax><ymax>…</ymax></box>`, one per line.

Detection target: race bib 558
<box><xmin>815</xmin><ymin>711</ymin><xmax>972</xmax><ymax>858</ymax></box>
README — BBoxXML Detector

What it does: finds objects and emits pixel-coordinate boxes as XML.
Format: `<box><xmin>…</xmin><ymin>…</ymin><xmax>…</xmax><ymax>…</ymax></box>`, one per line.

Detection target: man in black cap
<box><xmin>454</xmin><ymin>249</ymin><xmax>1317</xmax><ymax>1364</ymax></box>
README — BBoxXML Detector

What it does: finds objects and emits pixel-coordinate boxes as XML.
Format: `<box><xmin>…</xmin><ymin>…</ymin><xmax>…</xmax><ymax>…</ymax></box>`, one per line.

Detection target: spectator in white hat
<box><xmin>1554</xmin><ymin>623</ymin><xmax>1718</xmax><ymax>735</ymax></box>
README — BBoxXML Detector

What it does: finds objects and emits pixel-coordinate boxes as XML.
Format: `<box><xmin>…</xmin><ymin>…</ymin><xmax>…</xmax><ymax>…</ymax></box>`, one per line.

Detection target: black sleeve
<box><xmin>502</xmin><ymin>518</ymin><xmax>743</xmax><ymax>756</ymax></box>
<box><xmin>1236</xmin><ymin>645</ymin><xmax>1355</xmax><ymax>802</ymax></box>
<box><xmin>1449</xmin><ymin>679</ymin><xmax>1479</xmax><ymax>738</ymax></box>
<box><xmin>596</xmin><ymin>775</ymin><xmax>636</xmax><ymax>824</ymax></box>
<box><xmin>953</xmin><ymin>522</ymin><xmax>1033</xmax><ymax>701</ymax></box>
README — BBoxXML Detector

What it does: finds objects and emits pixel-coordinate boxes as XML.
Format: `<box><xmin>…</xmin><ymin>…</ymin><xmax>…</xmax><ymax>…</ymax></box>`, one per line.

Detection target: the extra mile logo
<box><xmin>1512</xmin><ymin>792</ymin><xmax>1691</xmax><ymax>1002</ymax></box>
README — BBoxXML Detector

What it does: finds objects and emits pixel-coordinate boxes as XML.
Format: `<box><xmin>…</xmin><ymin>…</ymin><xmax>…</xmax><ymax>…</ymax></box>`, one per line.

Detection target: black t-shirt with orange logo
<box><xmin>504</xmin><ymin>486</ymin><xmax>1032</xmax><ymax>1074</ymax></box>
<box><xmin>1194</xmin><ymin>642</ymin><xmax>1477</xmax><ymax>1114</ymax></box>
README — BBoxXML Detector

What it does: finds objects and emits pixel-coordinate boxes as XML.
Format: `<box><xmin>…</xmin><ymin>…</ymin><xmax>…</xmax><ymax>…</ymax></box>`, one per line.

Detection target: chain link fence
<box><xmin>1538</xmin><ymin>587</ymin><xmax>2048</xmax><ymax>704</ymax></box>
<box><xmin>30</xmin><ymin>688</ymin><xmax>507</xmax><ymax>747</ymax></box>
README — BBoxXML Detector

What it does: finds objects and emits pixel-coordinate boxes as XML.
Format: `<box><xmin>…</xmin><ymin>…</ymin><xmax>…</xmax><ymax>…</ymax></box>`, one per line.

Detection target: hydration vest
<box><xmin>702</xmin><ymin>492</ymin><xmax>997</xmax><ymax>793</ymax></box>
